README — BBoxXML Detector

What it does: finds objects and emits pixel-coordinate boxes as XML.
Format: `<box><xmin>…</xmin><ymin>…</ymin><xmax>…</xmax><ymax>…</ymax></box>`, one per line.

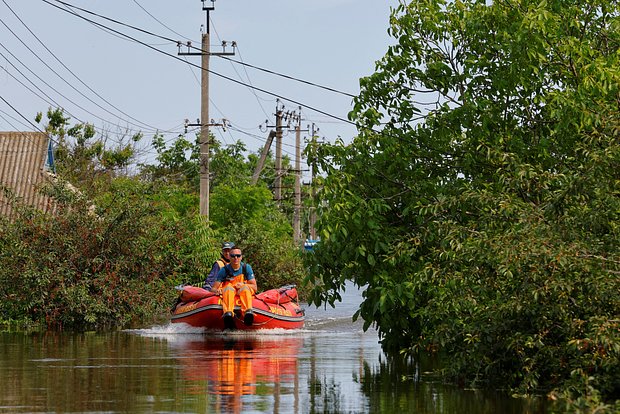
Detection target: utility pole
<box><xmin>308</xmin><ymin>123</ymin><xmax>320</xmax><ymax>240</ymax></box>
<box><xmin>267</xmin><ymin>101</ymin><xmax>297</xmax><ymax>206</ymax></box>
<box><xmin>252</xmin><ymin>130</ymin><xmax>276</xmax><ymax>185</ymax></box>
<box><xmin>200</xmin><ymin>29</ymin><xmax>210</xmax><ymax>218</ymax></box>
<box><xmin>274</xmin><ymin>107</ymin><xmax>283</xmax><ymax>203</ymax></box>
<box><xmin>178</xmin><ymin>0</ymin><xmax>235</xmax><ymax>219</ymax></box>
<box><xmin>292</xmin><ymin>108</ymin><xmax>308</xmax><ymax>245</ymax></box>
<box><xmin>293</xmin><ymin>114</ymin><xmax>302</xmax><ymax>244</ymax></box>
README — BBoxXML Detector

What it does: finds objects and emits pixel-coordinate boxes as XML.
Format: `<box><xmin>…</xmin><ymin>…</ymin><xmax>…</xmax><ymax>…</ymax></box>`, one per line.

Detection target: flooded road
<box><xmin>0</xmin><ymin>286</ymin><xmax>551</xmax><ymax>413</ymax></box>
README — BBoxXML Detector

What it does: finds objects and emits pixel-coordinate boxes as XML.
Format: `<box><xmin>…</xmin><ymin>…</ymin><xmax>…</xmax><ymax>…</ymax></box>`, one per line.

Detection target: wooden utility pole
<box><xmin>274</xmin><ymin>109</ymin><xmax>283</xmax><ymax>203</ymax></box>
<box><xmin>178</xmin><ymin>0</ymin><xmax>235</xmax><ymax>219</ymax></box>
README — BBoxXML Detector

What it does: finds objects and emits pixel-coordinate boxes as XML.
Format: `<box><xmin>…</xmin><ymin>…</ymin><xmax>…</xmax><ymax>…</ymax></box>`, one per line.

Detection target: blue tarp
<box><xmin>46</xmin><ymin>138</ymin><xmax>55</xmax><ymax>173</ymax></box>
<box><xmin>304</xmin><ymin>239</ymin><xmax>319</xmax><ymax>251</ymax></box>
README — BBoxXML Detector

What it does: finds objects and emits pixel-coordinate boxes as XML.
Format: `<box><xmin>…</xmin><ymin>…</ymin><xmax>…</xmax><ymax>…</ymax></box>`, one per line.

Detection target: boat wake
<box><xmin>127</xmin><ymin>316</ymin><xmax>368</xmax><ymax>342</ymax></box>
<box><xmin>128</xmin><ymin>323</ymin><xmax>311</xmax><ymax>340</ymax></box>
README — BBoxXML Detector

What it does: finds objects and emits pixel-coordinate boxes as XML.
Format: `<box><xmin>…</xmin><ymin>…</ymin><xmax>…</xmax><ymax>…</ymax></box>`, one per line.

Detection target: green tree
<box><xmin>210</xmin><ymin>183</ymin><xmax>304</xmax><ymax>289</ymax></box>
<box><xmin>39</xmin><ymin>108</ymin><xmax>141</xmax><ymax>193</ymax></box>
<box><xmin>139</xmin><ymin>131</ymin><xmax>306</xmax><ymax>290</ymax></box>
<box><xmin>0</xmin><ymin>177</ymin><xmax>197</xmax><ymax>329</ymax></box>
<box><xmin>139</xmin><ymin>133</ymin><xmax>199</xmax><ymax>188</ymax></box>
<box><xmin>210</xmin><ymin>139</ymin><xmax>253</xmax><ymax>188</ymax></box>
<box><xmin>305</xmin><ymin>0</ymin><xmax>620</xmax><ymax>406</ymax></box>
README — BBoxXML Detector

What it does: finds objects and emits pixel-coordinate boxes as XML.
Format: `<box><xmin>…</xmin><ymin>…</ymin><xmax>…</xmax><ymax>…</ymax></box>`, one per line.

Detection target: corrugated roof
<box><xmin>0</xmin><ymin>131</ymin><xmax>55</xmax><ymax>218</ymax></box>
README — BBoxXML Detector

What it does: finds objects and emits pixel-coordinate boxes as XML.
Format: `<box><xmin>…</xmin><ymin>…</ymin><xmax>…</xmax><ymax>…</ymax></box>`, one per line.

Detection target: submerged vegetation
<box><xmin>304</xmin><ymin>0</ymin><xmax>620</xmax><ymax>411</ymax></box>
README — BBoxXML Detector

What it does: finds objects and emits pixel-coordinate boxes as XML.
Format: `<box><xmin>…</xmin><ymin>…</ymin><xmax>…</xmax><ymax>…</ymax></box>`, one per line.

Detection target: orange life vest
<box><xmin>223</xmin><ymin>263</ymin><xmax>249</xmax><ymax>286</ymax></box>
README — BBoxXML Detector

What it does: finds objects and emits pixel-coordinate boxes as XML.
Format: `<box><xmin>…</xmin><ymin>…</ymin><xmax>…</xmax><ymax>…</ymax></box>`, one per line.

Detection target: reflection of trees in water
<box><xmin>356</xmin><ymin>353</ymin><xmax>550</xmax><ymax>414</ymax></box>
<box><xmin>308</xmin><ymin>376</ymin><xmax>345</xmax><ymax>414</ymax></box>
<box><xmin>0</xmin><ymin>332</ymin><xmax>189</xmax><ymax>413</ymax></box>
<box><xmin>307</xmin><ymin>335</ymin><xmax>347</xmax><ymax>414</ymax></box>
<box><xmin>356</xmin><ymin>354</ymin><xmax>420</xmax><ymax>413</ymax></box>
<box><xmin>2</xmin><ymin>328</ymin><xmax>553</xmax><ymax>413</ymax></box>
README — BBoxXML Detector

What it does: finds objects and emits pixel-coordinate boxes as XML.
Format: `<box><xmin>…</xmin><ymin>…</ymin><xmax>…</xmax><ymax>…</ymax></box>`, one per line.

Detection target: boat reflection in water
<box><xmin>168</xmin><ymin>330</ymin><xmax>303</xmax><ymax>413</ymax></box>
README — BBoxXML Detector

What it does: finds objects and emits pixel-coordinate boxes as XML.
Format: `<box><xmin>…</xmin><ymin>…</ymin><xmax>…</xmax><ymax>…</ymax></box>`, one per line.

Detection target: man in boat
<box><xmin>212</xmin><ymin>247</ymin><xmax>258</xmax><ymax>328</ymax></box>
<box><xmin>203</xmin><ymin>241</ymin><xmax>235</xmax><ymax>290</ymax></box>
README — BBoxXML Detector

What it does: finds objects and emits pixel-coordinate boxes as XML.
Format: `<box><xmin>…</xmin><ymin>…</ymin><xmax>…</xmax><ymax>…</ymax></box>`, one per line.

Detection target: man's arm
<box><xmin>211</xmin><ymin>266</ymin><xmax>228</xmax><ymax>294</ymax></box>
<box><xmin>203</xmin><ymin>263</ymin><xmax>219</xmax><ymax>288</ymax></box>
<box><xmin>245</xmin><ymin>265</ymin><xmax>257</xmax><ymax>293</ymax></box>
<box><xmin>246</xmin><ymin>278</ymin><xmax>257</xmax><ymax>293</ymax></box>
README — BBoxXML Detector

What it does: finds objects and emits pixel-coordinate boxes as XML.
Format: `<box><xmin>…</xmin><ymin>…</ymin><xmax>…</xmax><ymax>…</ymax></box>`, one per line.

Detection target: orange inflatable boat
<box><xmin>170</xmin><ymin>284</ymin><xmax>305</xmax><ymax>330</ymax></box>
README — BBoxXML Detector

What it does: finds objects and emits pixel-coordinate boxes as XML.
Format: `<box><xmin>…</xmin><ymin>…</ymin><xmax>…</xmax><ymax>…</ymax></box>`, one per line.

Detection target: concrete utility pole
<box><xmin>274</xmin><ymin>108</ymin><xmax>283</xmax><ymax>203</ymax></box>
<box><xmin>200</xmin><ymin>31</ymin><xmax>210</xmax><ymax>218</ymax></box>
<box><xmin>290</xmin><ymin>107</ymin><xmax>308</xmax><ymax>244</ymax></box>
<box><xmin>273</xmin><ymin>103</ymin><xmax>301</xmax><ymax>205</ymax></box>
<box><xmin>178</xmin><ymin>0</ymin><xmax>235</xmax><ymax>219</ymax></box>
<box><xmin>293</xmin><ymin>117</ymin><xmax>302</xmax><ymax>244</ymax></box>
<box><xmin>309</xmin><ymin>124</ymin><xmax>320</xmax><ymax>240</ymax></box>
<box><xmin>252</xmin><ymin>130</ymin><xmax>276</xmax><ymax>185</ymax></box>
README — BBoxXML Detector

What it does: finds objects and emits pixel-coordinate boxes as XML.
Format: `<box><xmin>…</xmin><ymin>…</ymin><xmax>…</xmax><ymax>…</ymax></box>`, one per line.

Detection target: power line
<box><xmin>0</xmin><ymin>107</ymin><xmax>31</xmax><ymax>130</ymax></box>
<box><xmin>0</xmin><ymin>47</ymin><xmax>182</xmax><ymax>159</ymax></box>
<box><xmin>0</xmin><ymin>32</ymin><xmax>186</xmax><ymax>155</ymax></box>
<box><xmin>49</xmin><ymin>0</ymin><xmax>178</xmax><ymax>43</ymax></box>
<box><xmin>0</xmin><ymin>94</ymin><xmax>48</xmax><ymax>135</ymax></box>
<box><xmin>1</xmin><ymin>0</ymin><xmax>157</xmax><ymax>132</ymax></box>
<box><xmin>0</xmin><ymin>47</ymin><xmax>67</xmax><ymax>115</ymax></box>
<box><xmin>19</xmin><ymin>0</ymin><xmax>391</xmax><ymax>169</ymax></box>
<box><xmin>0</xmin><ymin>33</ymin><xmax>170</xmax><ymax>143</ymax></box>
<box><xmin>0</xmin><ymin>42</ymin><xmax>145</xmax><ymax>139</ymax></box>
<box><xmin>52</xmin><ymin>0</ymin><xmax>355</xmax><ymax>98</ymax></box>
<box><xmin>131</xmin><ymin>0</ymin><xmax>192</xmax><ymax>42</ymax></box>
<box><xmin>43</xmin><ymin>0</ymin><xmax>359</xmax><ymax>125</ymax></box>
<box><xmin>210</xmin><ymin>22</ymin><xmax>271</xmax><ymax>120</ymax></box>
<box><xmin>217</xmin><ymin>55</ymin><xmax>356</xmax><ymax>98</ymax></box>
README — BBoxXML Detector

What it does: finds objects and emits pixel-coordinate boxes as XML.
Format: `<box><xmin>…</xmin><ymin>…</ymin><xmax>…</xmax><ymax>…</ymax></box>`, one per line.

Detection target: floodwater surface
<box><xmin>0</xmin><ymin>286</ymin><xmax>552</xmax><ymax>413</ymax></box>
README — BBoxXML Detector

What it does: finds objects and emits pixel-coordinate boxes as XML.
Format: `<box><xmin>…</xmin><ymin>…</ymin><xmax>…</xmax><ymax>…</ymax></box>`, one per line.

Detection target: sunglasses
<box><xmin>230</xmin><ymin>254</ymin><xmax>242</xmax><ymax>258</ymax></box>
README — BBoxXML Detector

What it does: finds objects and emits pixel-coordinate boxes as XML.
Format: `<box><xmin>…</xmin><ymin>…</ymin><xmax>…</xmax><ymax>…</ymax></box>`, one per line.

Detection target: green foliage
<box><xmin>41</xmin><ymin>108</ymin><xmax>142</xmax><ymax>191</ymax></box>
<box><xmin>211</xmin><ymin>184</ymin><xmax>279</xmax><ymax>228</ymax></box>
<box><xmin>0</xmin><ymin>108</ymin><xmax>307</xmax><ymax>328</ymax></box>
<box><xmin>210</xmin><ymin>139</ymin><xmax>253</xmax><ymax>188</ymax></box>
<box><xmin>139</xmin><ymin>133</ymin><xmax>258</xmax><ymax>191</ymax></box>
<box><xmin>304</xmin><ymin>0</ymin><xmax>620</xmax><ymax>407</ymax></box>
<box><xmin>138</xmin><ymin>131</ymin><xmax>306</xmax><ymax>290</ymax></box>
<box><xmin>0</xmin><ymin>178</ymin><xmax>195</xmax><ymax>329</ymax></box>
<box><xmin>211</xmin><ymin>184</ymin><xmax>305</xmax><ymax>290</ymax></box>
<box><xmin>139</xmin><ymin>133</ymin><xmax>199</xmax><ymax>188</ymax></box>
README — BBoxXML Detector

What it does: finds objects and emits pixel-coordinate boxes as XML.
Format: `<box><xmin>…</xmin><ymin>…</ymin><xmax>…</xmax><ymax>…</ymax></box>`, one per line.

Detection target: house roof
<box><xmin>0</xmin><ymin>131</ymin><xmax>55</xmax><ymax>218</ymax></box>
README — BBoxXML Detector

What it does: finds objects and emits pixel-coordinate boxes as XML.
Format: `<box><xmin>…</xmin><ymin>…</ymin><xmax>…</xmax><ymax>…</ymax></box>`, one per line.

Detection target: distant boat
<box><xmin>304</xmin><ymin>239</ymin><xmax>319</xmax><ymax>251</ymax></box>
<box><xmin>170</xmin><ymin>284</ymin><xmax>305</xmax><ymax>330</ymax></box>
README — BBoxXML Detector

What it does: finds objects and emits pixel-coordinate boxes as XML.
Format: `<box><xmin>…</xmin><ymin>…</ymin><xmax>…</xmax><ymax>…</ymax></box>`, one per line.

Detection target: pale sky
<box><xmin>0</xmin><ymin>0</ymin><xmax>399</xmax><ymax>175</ymax></box>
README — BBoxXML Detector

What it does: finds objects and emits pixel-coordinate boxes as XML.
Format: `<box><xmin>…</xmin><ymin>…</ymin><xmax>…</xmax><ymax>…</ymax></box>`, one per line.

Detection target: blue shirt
<box><xmin>216</xmin><ymin>263</ymin><xmax>255</xmax><ymax>283</ymax></box>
